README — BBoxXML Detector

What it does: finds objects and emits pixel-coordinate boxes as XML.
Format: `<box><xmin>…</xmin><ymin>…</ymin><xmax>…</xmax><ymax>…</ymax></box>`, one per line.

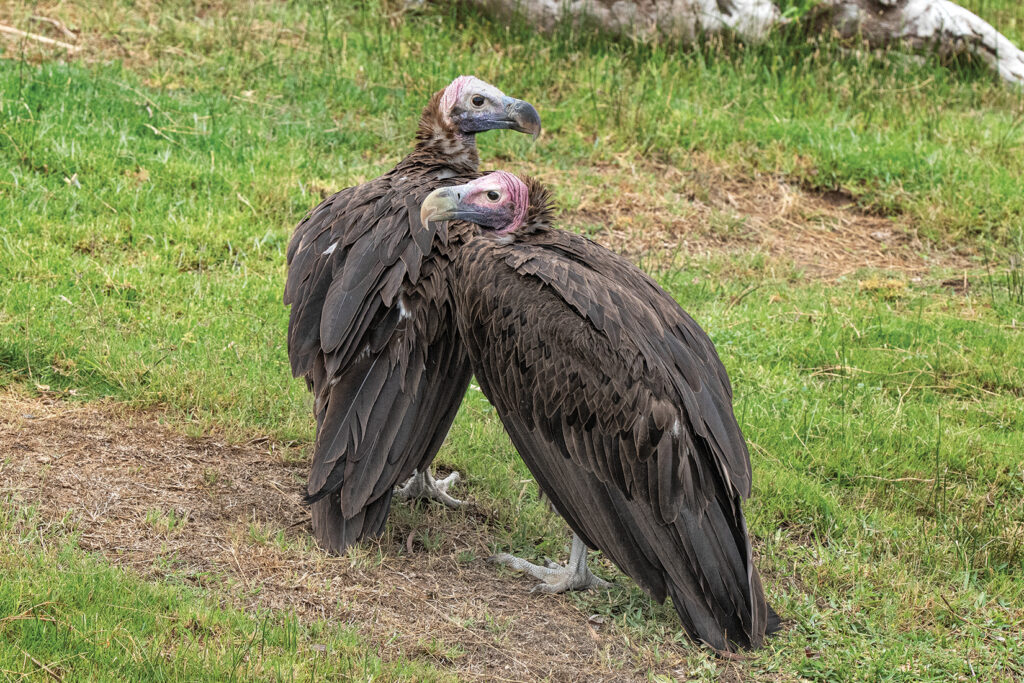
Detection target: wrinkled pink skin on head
<box><xmin>462</xmin><ymin>171</ymin><xmax>528</xmax><ymax>234</ymax></box>
<box><xmin>439</xmin><ymin>75</ymin><xmax>476</xmax><ymax>123</ymax></box>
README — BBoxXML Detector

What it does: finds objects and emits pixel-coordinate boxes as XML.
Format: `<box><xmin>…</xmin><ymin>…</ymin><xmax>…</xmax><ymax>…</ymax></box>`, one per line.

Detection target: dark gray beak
<box><xmin>503</xmin><ymin>97</ymin><xmax>542</xmax><ymax>140</ymax></box>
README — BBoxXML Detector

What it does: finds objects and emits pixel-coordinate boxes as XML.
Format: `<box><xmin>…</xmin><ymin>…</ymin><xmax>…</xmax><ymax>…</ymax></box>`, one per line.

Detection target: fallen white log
<box><xmin>461</xmin><ymin>0</ymin><xmax>782</xmax><ymax>43</ymax></box>
<box><xmin>458</xmin><ymin>0</ymin><xmax>1024</xmax><ymax>86</ymax></box>
<box><xmin>823</xmin><ymin>0</ymin><xmax>1024</xmax><ymax>85</ymax></box>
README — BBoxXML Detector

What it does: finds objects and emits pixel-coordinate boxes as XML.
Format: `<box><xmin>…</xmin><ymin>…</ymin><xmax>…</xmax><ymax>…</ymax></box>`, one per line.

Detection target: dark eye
<box><xmin>471</xmin><ymin>95</ymin><xmax>485</xmax><ymax>107</ymax></box>
<box><xmin>486</xmin><ymin>190</ymin><xmax>500</xmax><ymax>201</ymax></box>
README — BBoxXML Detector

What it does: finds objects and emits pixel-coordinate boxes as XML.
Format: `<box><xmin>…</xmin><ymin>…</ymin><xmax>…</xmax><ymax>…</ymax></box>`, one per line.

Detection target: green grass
<box><xmin>0</xmin><ymin>501</ymin><xmax>449</xmax><ymax>681</ymax></box>
<box><xmin>1</xmin><ymin>0</ymin><xmax>1023</xmax><ymax>679</ymax></box>
<box><xmin>447</xmin><ymin>272</ymin><xmax>1024</xmax><ymax>680</ymax></box>
<box><xmin>960</xmin><ymin>0</ymin><xmax>1024</xmax><ymax>45</ymax></box>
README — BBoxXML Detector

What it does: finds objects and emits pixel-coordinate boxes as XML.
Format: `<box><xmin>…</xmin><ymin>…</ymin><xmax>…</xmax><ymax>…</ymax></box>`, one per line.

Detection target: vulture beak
<box><xmin>421</xmin><ymin>184</ymin><xmax>495</xmax><ymax>228</ymax></box>
<box><xmin>420</xmin><ymin>187</ymin><xmax>462</xmax><ymax>226</ymax></box>
<box><xmin>502</xmin><ymin>97</ymin><xmax>542</xmax><ymax>140</ymax></box>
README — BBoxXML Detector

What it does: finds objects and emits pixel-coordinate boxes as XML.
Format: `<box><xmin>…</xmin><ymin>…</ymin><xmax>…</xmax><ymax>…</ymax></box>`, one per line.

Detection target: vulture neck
<box><xmin>514</xmin><ymin>178</ymin><xmax>556</xmax><ymax>237</ymax></box>
<box><xmin>410</xmin><ymin>94</ymin><xmax>479</xmax><ymax>173</ymax></box>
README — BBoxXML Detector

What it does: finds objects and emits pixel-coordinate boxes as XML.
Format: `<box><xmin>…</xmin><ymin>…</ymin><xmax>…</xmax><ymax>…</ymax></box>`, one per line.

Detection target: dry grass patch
<box><xmin>0</xmin><ymin>0</ymin><xmax>307</xmax><ymax>68</ymax></box>
<box><xmin>500</xmin><ymin>157</ymin><xmax>972</xmax><ymax>280</ymax></box>
<box><xmin>0</xmin><ymin>393</ymin><xmax>703</xmax><ymax>682</ymax></box>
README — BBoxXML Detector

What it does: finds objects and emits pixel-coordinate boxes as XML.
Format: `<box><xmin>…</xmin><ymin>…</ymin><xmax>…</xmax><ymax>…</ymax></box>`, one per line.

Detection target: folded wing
<box><xmin>456</xmin><ymin>234</ymin><xmax>774</xmax><ymax>649</ymax></box>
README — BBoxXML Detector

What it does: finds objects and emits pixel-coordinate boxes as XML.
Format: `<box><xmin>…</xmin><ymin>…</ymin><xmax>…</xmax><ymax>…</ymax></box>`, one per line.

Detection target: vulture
<box><xmin>420</xmin><ymin>172</ymin><xmax>780</xmax><ymax>651</ymax></box>
<box><xmin>283</xmin><ymin>78</ymin><xmax>541</xmax><ymax>555</ymax></box>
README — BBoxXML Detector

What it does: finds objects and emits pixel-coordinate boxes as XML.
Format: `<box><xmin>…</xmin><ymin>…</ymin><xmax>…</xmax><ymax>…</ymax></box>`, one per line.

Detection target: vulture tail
<box><xmin>310</xmin><ymin>490</ymin><xmax>393</xmax><ymax>555</ymax></box>
<box><xmin>660</xmin><ymin>498</ymin><xmax>778</xmax><ymax>651</ymax></box>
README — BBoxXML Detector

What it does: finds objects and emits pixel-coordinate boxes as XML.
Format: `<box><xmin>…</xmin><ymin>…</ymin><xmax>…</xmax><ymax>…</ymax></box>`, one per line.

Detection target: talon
<box><xmin>488</xmin><ymin>535</ymin><xmax>609</xmax><ymax>594</ymax></box>
<box><xmin>395</xmin><ymin>468</ymin><xmax>464</xmax><ymax>508</ymax></box>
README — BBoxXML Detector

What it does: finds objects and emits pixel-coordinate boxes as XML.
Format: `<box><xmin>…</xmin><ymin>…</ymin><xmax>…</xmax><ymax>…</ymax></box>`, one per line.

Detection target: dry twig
<box><xmin>0</xmin><ymin>23</ymin><xmax>79</xmax><ymax>52</ymax></box>
<box><xmin>29</xmin><ymin>15</ymin><xmax>77</xmax><ymax>42</ymax></box>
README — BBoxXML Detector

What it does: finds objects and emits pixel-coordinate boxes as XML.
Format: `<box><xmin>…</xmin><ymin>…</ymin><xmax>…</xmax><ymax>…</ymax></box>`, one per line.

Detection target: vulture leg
<box><xmin>394</xmin><ymin>468</ymin><xmax>464</xmax><ymax>508</ymax></box>
<box><xmin>491</xmin><ymin>534</ymin><xmax>611</xmax><ymax>593</ymax></box>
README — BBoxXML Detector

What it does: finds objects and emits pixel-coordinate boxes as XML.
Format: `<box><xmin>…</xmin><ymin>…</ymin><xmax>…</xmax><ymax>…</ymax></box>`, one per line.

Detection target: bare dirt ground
<box><xmin>0</xmin><ymin>394</ymin><xmax>726</xmax><ymax>682</ymax></box>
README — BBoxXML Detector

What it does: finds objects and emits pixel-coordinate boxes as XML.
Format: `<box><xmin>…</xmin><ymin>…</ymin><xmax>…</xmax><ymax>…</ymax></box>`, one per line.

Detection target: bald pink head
<box><xmin>436</xmin><ymin>76</ymin><xmax>541</xmax><ymax>138</ymax></box>
<box><xmin>419</xmin><ymin>171</ymin><xmax>530</xmax><ymax>235</ymax></box>
<box><xmin>461</xmin><ymin>172</ymin><xmax>528</xmax><ymax>234</ymax></box>
<box><xmin>439</xmin><ymin>76</ymin><xmax>478</xmax><ymax>115</ymax></box>
<box><xmin>463</xmin><ymin>172</ymin><xmax>527</xmax><ymax>233</ymax></box>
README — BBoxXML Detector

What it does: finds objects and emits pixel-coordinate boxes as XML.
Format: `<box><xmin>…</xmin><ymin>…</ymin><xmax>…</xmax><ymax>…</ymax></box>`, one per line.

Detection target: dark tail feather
<box><xmin>666</xmin><ymin>582</ymin><xmax>733</xmax><ymax>652</ymax></box>
<box><xmin>666</xmin><ymin>574</ymin><xmax>776</xmax><ymax>652</ymax></box>
<box><xmin>658</xmin><ymin>501</ymin><xmax>774</xmax><ymax>652</ymax></box>
<box><xmin>310</xmin><ymin>491</ymin><xmax>392</xmax><ymax>556</ymax></box>
<box><xmin>743</xmin><ymin>531</ymin><xmax>783</xmax><ymax>641</ymax></box>
<box><xmin>766</xmin><ymin>600</ymin><xmax>783</xmax><ymax>635</ymax></box>
<box><xmin>362</xmin><ymin>489</ymin><xmax>393</xmax><ymax>539</ymax></box>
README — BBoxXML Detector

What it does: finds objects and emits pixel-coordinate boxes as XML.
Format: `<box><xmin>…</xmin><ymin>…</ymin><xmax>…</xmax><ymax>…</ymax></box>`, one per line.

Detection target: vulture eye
<box><xmin>471</xmin><ymin>95</ymin><xmax>485</xmax><ymax>107</ymax></box>
<box><xmin>486</xmin><ymin>190</ymin><xmax>500</xmax><ymax>201</ymax></box>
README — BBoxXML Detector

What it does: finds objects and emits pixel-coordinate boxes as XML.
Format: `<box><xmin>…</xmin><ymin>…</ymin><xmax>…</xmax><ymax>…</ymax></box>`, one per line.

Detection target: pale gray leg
<box><xmin>395</xmin><ymin>468</ymin><xmax>463</xmax><ymax>508</ymax></box>
<box><xmin>490</xmin><ymin>534</ymin><xmax>611</xmax><ymax>593</ymax></box>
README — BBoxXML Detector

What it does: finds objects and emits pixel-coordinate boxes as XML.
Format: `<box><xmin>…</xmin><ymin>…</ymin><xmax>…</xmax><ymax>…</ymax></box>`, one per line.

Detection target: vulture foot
<box><xmin>395</xmin><ymin>468</ymin><xmax>463</xmax><ymax>508</ymax></box>
<box><xmin>490</xmin><ymin>534</ymin><xmax>610</xmax><ymax>594</ymax></box>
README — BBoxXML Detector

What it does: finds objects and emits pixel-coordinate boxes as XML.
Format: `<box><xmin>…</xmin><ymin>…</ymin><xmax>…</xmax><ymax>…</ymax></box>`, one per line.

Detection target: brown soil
<box><xmin>0</xmin><ymin>394</ymin><xmax>705</xmax><ymax>682</ymax></box>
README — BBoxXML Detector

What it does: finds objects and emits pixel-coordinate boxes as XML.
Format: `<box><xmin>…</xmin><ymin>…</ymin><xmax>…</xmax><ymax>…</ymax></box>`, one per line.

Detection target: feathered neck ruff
<box><xmin>516</xmin><ymin>176</ymin><xmax>555</xmax><ymax>236</ymax></box>
<box><xmin>408</xmin><ymin>90</ymin><xmax>479</xmax><ymax>173</ymax></box>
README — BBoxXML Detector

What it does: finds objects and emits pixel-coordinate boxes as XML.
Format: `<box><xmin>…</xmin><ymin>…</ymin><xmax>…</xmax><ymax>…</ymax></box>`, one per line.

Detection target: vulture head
<box><xmin>418</xmin><ymin>78</ymin><xmax>541</xmax><ymax>155</ymax></box>
<box><xmin>439</xmin><ymin>76</ymin><xmax>541</xmax><ymax>138</ymax></box>
<box><xmin>420</xmin><ymin>171</ymin><xmax>553</xmax><ymax>236</ymax></box>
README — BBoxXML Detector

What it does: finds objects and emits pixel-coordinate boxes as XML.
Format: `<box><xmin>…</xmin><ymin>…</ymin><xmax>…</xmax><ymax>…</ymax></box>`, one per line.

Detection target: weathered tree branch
<box><xmin>821</xmin><ymin>0</ymin><xmax>1024</xmax><ymax>85</ymax></box>
<box><xmin>461</xmin><ymin>0</ymin><xmax>782</xmax><ymax>42</ymax></box>
<box><xmin>459</xmin><ymin>0</ymin><xmax>1024</xmax><ymax>86</ymax></box>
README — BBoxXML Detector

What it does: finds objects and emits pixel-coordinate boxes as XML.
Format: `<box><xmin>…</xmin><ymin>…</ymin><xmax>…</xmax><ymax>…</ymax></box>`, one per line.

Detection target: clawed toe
<box><xmin>489</xmin><ymin>536</ymin><xmax>610</xmax><ymax>594</ymax></box>
<box><xmin>395</xmin><ymin>468</ymin><xmax>464</xmax><ymax>508</ymax></box>
<box><xmin>437</xmin><ymin>471</ymin><xmax>460</xmax><ymax>487</ymax></box>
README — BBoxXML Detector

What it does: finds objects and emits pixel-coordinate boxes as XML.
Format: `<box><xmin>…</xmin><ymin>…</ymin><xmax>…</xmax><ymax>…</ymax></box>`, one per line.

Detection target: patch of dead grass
<box><xmin>0</xmin><ymin>0</ymin><xmax>307</xmax><ymax>69</ymax></box>
<box><xmin>499</xmin><ymin>156</ymin><xmax>970</xmax><ymax>280</ymax></box>
<box><xmin>0</xmin><ymin>393</ymin><xmax>701</xmax><ymax>682</ymax></box>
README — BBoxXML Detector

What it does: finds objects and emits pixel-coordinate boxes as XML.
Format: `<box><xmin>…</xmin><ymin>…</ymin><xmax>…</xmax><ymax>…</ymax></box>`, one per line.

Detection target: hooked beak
<box><xmin>421</xmin><ymin>184</ymin><xmax>495</xmax><ymax>228</ymax></box>
<box><xmin>420</xmin><ymin>186</ymin><xmax>462</xmax><ymax>227</ymax></box>
<box><xmin>502</xmin><ymin>97</ymin><xmax>542</xmax><ymax>140</ymax></box>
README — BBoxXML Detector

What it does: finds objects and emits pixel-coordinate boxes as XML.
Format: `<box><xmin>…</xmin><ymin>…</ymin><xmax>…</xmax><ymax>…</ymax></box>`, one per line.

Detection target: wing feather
<box><xmin>505</xmin><ymin>232</ymin><xmax>753</xmax><ymax>504</ymax></box>
<box><xmin>454</xmin><ymin>233</ymin><xmax>774</xmax><ymax>650</ymax></box>
<box><xmin>285</xmin><ymin>165</ymin><xmax>479</xmax><ymax>556</ymax></box>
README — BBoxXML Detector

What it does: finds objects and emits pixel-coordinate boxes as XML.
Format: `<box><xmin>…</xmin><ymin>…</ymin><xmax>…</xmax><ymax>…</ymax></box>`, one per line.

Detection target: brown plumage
<box><xmin>283</xmin><ymin>79</ymin><xmax>540</xmax><ymax>555</ymax></box>
<box><xmin>430</xmin><ymin>173</ymin><xmax>779</xmax><ymax>650</ymax></box>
